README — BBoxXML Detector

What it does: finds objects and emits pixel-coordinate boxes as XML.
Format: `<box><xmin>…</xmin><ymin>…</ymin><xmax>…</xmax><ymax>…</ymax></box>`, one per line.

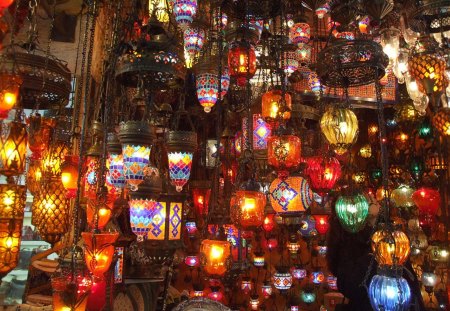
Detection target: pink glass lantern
<box><xmin>185</xmin><ymin>255</ymin><xmax>200</xmax><ymax>267</ymax></box>
<box><xmin>173</xmin><ymin>0</ymin><xmax>197</xmax><ymax>28</ymax></box>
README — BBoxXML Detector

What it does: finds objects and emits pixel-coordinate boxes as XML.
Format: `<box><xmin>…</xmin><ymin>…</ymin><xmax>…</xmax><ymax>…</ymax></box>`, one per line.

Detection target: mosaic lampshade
<box><xmin>297</xmin><ymin>44</ymin><xmax>312</xmax><ymax>64</ymax></box>
<box><xmin>173</xmin><ymin>0</ymin><xmax>197</xmax><ymax>28</ymax></box>
<box><xmin>231</xmin><ymin>190</ymin><xmax>266</xmax><ymax>228</ymax></box>
<box><xmin>289</xmin><ymin>22</ymin><xmax>310</xmax><ymax>46</ymax></box>
<box><xmin>106</xmin><ymin>132</ymin><xmax>126</xmax><ymax>191</ymax></box>
<box><xmin>432</xmin><ymin>107</ymin><xmax>450</xmax><ymax>136</ymax></box>
<box><xmin>166</xmin><ymin>131</ymin><xmax>197</xmax><ymax>192</ymax></box>
<box><xmin>283</xmin><ymin>50</ymin><xmax>299</xmax><ymax>74</ymax></box>
<box><xmin>267</xmin><ymin>134</ymin><xmax>301</xmax><ymax>178</ymax></box>
<box><xmin>242</xmin><ymin>113</ymin><xmax>272</xmax><ymax>151</ymax></box>
<box><xmin>184</xmin><ymin>26</ymin><xmax>205</xmax><ymax>56</ymax></box>
<box><xmin>83</xmin><ymin>155</ymin><xmax>101</xmax><ymax>200</ymax></box>
<box><xmin>269</xmin><ymin>176</ymin><xmax>313</xmax><ymax>215</ymax></box>
<box><xmin>308</xmin><ymin>71</ymin><xmax>323</xmax><ymax>93</ymax></box>
<box><xmin>273</xmin><ymin>268</ymin><xmax>292</xmax><ymax>291</ymax></box>
<box><xmin>196</xmin><ymin>73</ymin><xmax>219</xmax><ymax>113</ymax></box>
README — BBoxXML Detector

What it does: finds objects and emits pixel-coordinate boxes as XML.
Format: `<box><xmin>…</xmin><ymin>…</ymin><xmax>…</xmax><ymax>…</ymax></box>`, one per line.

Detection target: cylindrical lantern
<box><xmin>82</xmin><ymin>232</ymin><xmax>119</xmax><ymax>279</ymax></box>
<box><xmin>253</xmin><ymin>252</ymin><xmax>265</xmax><ymax>267</ymax></box>
<box><xmin>304</xmin><ymin>156</ymin><xmax>342</xmax><ymax>195</ymax></box>
<box><xmin>0</xmin><ymin>183</ymin><xmax>26</xmax><ymax>219</ymax></box>
<box><xmin>200</xmin><ymin>239</ymin><xmax>231</xmax><ymax>276</ymax></box>
<box><xmin>320</xmin><ymin>106</ymin><xmax>359</xmax><ymax>155</ymax></box>
<box><xmin>184</xmin><ymin>26</ymin><xmax>205</xmax><ymax>56</ymax></box>
<box><xmin>61</xmin><ymin>155</ymin><xmax>79</xmax><ymax>199</ymax></box>
<box><xmin>0</xmin><ymin>121</ymin><xmax>27</xmax><ymax>176</ymax></box>
<box><xmin>269</xmin><ymin>176</ymin><xmax>313</xmax><ymax>215</ymax></box>
<box><xmin>335</xmin><ymin>193</ymin><xmax>369</xmax><ymax>233</ymax></box>
<box><xmin>412</xmin><ymin>187</ymin><xmax>440</xmax><ymax>216</ymax></box>
<box><xmin>291</xmin><ymin>266</ymin><xmax>307</xmax><ymax>280</ymax></box>
<box><xmin>369</xmin><ymin>273</ymin><xmax>411</xmax><ymax>311</ymax></box>
<box><xmin>0</xmin><ymin>73</ymin><xmax>21</xmax><ymax>119</ymax></box>
<box><xmin>313</xmin><ymin>215</ymin><xmax>330</xmax><ymax>235</ymax></box>
<box><xmin>371</xmin><ymin>229</ymin><xmax>411</xmax><ymax>266</ymax></box>
<box><xmin>191</xmin><ymin>185</ymin><xmax>211</xmax><ymax>216</ymax></box>
<box><xmin>231</xmin><ymin>189</ymin><xmax>265</xmax><ymax>228</ymax></box>
<box><xmin>106</xmin><ymin>133</ymin><xmax>126</xmax><ymax>191</ymax></box>
<box><xmin>0</xmin><ymin>219</ymin><xmax>22</xmax><ymax>276</ymax></box>
<box><xmin>228</xmin><ymin>41</ymin><xmax>257</xmax><ymax>87</ymax></box>
<box><xmin>273</xmin><ymin>268</ymin><xmax>293</xmax><ymax>291</ymax></box>
<box><xmin>173</xmin><ymin>0</ymin><xmax>197</xmax><ymax>27</ymax></box>
<box><xmin>261</xmin><ymin>89</ymin><xmax>292</xmax><ymax>123</ymax></box>
<box><xmin>166</xmin><ymin>131</ymin><xmax>197</xmax><ymax>192</ymax></box>
<box><xmin>41</xmin><ymin>140</ymin><xmax>69</xmax><ymax>178</ymax></box>
<box><xmin>268</xmin><ymin>134</ymin><xmax>301</xmax><ymax>178</ymax></box>
<box><xmin>118</xmin><ymin>121</ymin><xmax>155</xmax><ymax>191</ymax></box>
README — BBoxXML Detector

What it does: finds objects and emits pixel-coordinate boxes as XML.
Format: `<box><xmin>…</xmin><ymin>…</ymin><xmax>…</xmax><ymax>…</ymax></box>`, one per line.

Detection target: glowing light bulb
<box><xmin>339</xmin><ymin>121</ymin><xmax>348</xmax><ymax>134</ymax></box>
<box><xmin>243</xmin><ymin>198</ymin><xmax>256</xmax><ymax>211</ymax></box>
<box><xmin>5</xmin><ymin>237</ymin><xmax>13</xmax><ymax>248</ymax></box>
<box><xmin>3</xmin><ymin>92</ymin><xmax>16</xmax><ymax>106</ymax></box>
<box><xmin>211</xmin><ymin>245</ymin><xmax>224</xmax><ymax>260</ymax></box>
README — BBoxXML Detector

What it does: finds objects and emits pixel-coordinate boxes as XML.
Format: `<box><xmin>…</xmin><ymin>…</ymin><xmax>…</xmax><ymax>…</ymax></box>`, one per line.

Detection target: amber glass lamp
<box><xmin>41</xmin><ymin>140</ymin><xmax>69</xmax><ymax>178</ymax></box>
<box><xmin>0</xmin><ymin>121</ymin><xmax>27</xmax><ymax>177</ymax></box>
<box><xmin>267</xmin><ymin>133</ymin><xmax>301</xmax><ymax>178</ymax></box>
<box><xmin>228</xmin><ymin>41</ymin><xmax>257</xmax><ymax>87</ymax></box>
<box><xmin>61</xmin><ymin>155</ymin><xmax>79</xmax><ymax>199</ymax></box>
<box><xmin>200</xmin><ymin>239</ymin><xmax>231</xmax><ymax>276</ymax></box>
<box><xmin>26</xmin><ymin>159</ymin><xmax>42</xmax><ymax>196</ymax></box>
<box><xmin>0</xmin><ymin>183</ymin><xmax>26</xmax><ymax>219</ymax></box>
<box><xmin>371</xmin><ymin>228</ymin><xmax>410</xmax><ymax>266</ymax></box>
<box><xmin>432</xmin><ymin>107</ymin><xmax>450</xmax><ymax>136</ymax></box>
<box><xmin>86</xmin><ymin>197</ymin><xmax>113</xmax><ymax>230</ymax></box>
<box><xmin>0</xmin><ymin>219</ymin><xmax>22</xmax><ymax>276</ymax></box>
<box><xmin>27</xmin><ymin>114</ymin><xmax>55</xmax><ymax>160</ymax></box>
<box><xmin>82</xmin><ymin>231</ymin><xmax>119</xmax><ymax>279</ymax></box>
<box><xmin>261</xmin><ymin>89</ymin><xmax>292</xmax><ymax>124</ymax></box>
<box><xmin>0</xmin><ymin>73</ymin><xmax>22</xmax><ymax>119</ymax></box>
<box><xmin>231</xmin><ymin>189</ymin><xmax>266</xmax><ymax>228</ymax></box>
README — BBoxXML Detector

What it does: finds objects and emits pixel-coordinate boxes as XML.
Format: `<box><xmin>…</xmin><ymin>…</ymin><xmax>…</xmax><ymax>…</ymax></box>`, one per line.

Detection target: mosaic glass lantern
<box><xmin>242</xmin><ymin>113</ymin><xmax>272</xmax><ymax>151</ymax></box>
<box><xmin>298</xmin><ymin>44</ymin><xmax>312</xmax><ymax>64</ymax></box>
<box><xmin>412</xmin><ymin>187</ymin><xmax>440</xmax><ymax>216</ymax></box>
<box><xmin>408</xmin><ymin>36</ymin><xmax>448</xmax><ymax>95</ymax></box>
<box><xmin>51</xmin><ymin>270</ymin><xmax>92</xmax><ymax>311</ymax></box>
<box><xmin>118</xmin><ymin>121</ymin><xmax>154</xmax><ymax>191</ymax></box>
<box><xmin>369</xmin><ymin>273</ymin><xmax>411</xmax><ymax>311</ymax></box>
<box><xmin>82</xmin><ymin>232</ymin><xmax>119</xmax><ymax>279</ymax></box>
<box><xmin>61</xmin><ymin>155</ymin><xmax>79</xmax><ymax>199</ymax></box>
<box><xmin>220</xmin><ymin>66</ymin><xmax>230</xmax><ymax>98</ymax></box>
<box><xmin>267</xmin><ymin>134</ymin><xmax>301</xmax><ymax>178</ymax></box>
<box><xmin>371</xmin><ymin>229</ymin><xmax>411</xmax><ymax>266</ymax></box>
<box><xmin>83</xmin><ymin>155</ymin><xmax>101</xmax><ymax>200</ymax></box>
<box><xmin>273</xmin><ymin>268</ymin><xmax>293</xmax><ymax>291</ymax></box>
<box><xmin>313</xmin><ymin>215</ymin><xmax>330</xmax><ymax>235</ymax></box>
<box><xmin>0</xmin><ymin>73</ymin><xmax>21</xmax><ymax>119</ymax></box>
<box><xmin>261</xmin><ymin>89</ymin><xmax>292</xmax><ymax>123</ymax></box>
<box><xmin>301</xmin><ymin>290</ymin><xmax>316</xmax><ymax>304</ymax></box>
<box><xmin>308</xmin><ymin>71</ymin><xmax>323</xmax><ymax>93</ymax></box>
<box><xmin>291</xmin><ymin>266</ymin><xmax>307</xmax><ymax>280</ymax></box>
<box><xmin>432</xmin><ymin>107</ymin><xmax>450</xmax><ymax>136</ymax></box>
<box><xmin>166</xmin><ymin>131</ymin><xmax>197</xmax><ymax>192</ymax></box>
<box><xmin>27</xmin><ymin>114</ymin><xmax>54</xmax><ymax>160</ymax></box>
<box><xmin>249</xmin><ymin>295</ymin><xmax>260</xmax><ymax>310</ymax></box>
<box><xmin>196</xmin><ymin>72</ymin><xmax>219</xmax><ymax>113</ymax></box>
<box><xmin>106</xmin><ymin>133</ymin><xmax>126</xmax><ymax>191</ymax></box>
<box><xmin>289</xmin><ymin>22</ymin><xmax>310</xmax><ymax>46</ymax></box>
<box><xmin>320</xmin><ymin>106</ymin><xmax>359</xmax><ymax>155</ymax></box>
<box><xmin>261</xmin><ymin>282</ymin><xmax>273</xmax><ymax>298</ymax></box>
<box><xmin>253</xmin><ymin>252</ymin><xmax>265</xmax><ymax>267</ymax></box>
<box><xmin>228</xmin><ymin>41</ymin><xmax>257</xmax><ymax>87</ymax></box>
<box><xmin>263</xmin><ymin>213</ymin><xmax>276</xmax><ymax>232</ymax></box>
<box><xmin>185</xmin><ymin>254</ymin><xmax>199</xmax><ymax>267</ymax></box>
<box><xmin>200</xmin><ymin>239</ymin><xmax>231</xmax><ymax>276</ymax></box>
<box><xmin>286</xmin><ymin>235</ymin><xmax>300</xmax><ymax>255</ymax></box>
<box><xmin>335</xmin><ymin>193</ymin><xmax>369</xmax><ymax>233</ymax></box>
<box><xmin>316</xmin><ymin>2</ymin><xmax>330</xmax><ymax>19</ymax></box>
<box><xmin>231</xmin><ymin>189</ymin><xmax>266</xmax><ymax>228</ymax></box>
<box><xmin>304</xmin><ymin>156</ymin><xmax>342</xmax><ymax>196</ymax></box>
<box><xmin>299</xmin><ymin>215</ymin><xmax>318</xmax><ymax>237</ymax></box>
<box><xmin>173</xmin><ymin>0</ymin><xmax>197</xmax><ymax>28</ymax></box>
<box><xmin>0</xmin><ymin>121</ymin><xmax>27</xmax><ymax>177</ymax></box>
<box><xmin>269</xmin><ymin>176</ymin><xmax>313</xmax><ymax>215</ymax></box>
<box><xmin>0</xmin><ymin>219</ymin><xmax>22</xmax><ymax>276</ymax></box>
<box><xmin>241</xmin><ymin>277</ymin><xmax>252</xmax><ymax>294</ymax></box>
<box><xmin>0</xmin><ymin>183</ymin><xmax>26</xmax><ymax>219</ymax></box>
<box><xmin>283</xmin><ymin>51</ymin><xmax>299</xmax><ymax>74</ymax></box>
<box><xmin>184</xmin><ymin>26</ymin><xmax>205</xmax><ymax>57</ymax></box>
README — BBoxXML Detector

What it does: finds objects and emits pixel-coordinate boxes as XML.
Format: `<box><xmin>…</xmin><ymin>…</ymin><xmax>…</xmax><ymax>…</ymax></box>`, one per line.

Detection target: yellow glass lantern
<box><xmin>375</xmin><ymin>187</ymin><xmax>389</xmax><ymax>202</ymax></box>
<box><xmin>41</xmin><ymin>140</ymin><xmax>68</xmax><ymax>178</ymax></box>
<box><xmin>359</xmin><ymin>144</ymin><xmax>372</xmax><ymax>158</ymax></box>
<box><xmin>231</xmin><ymin>190</ymin><xmax>266</xmax><ymax>228</ymax></box>
<box><xmin>82</xmin><ymin>232</ymin><xmax>119</xmax><ymax>279</ymax></box>
<box><xmin>0</xmin><ymin>121</ymin><xmax>27</xmax><ymax>176</ymax></box>
<box><xmin>0</xmin><ymin>219</ymin><xmax>22</xmax><ymax>276</ymax></box>
<box><xmin>371</xmin><ymin>229</ymin><xmax>410</xmax><ymax>266</ymax></box>
<box><xmin>352</xmin><ymin>171</ymin><xmax>367</xmax><ymax>185</ymax></box>
<box><xmin>200</xmin><ymin>239</ymin><xmax>231</xmax><ymax>276</ymax></box>
<box><xmin>261</xmin><ymin>89</ymin><xmax>292</xmax><ymax>123</ymax></box>
<box><xmin>149</xmin><ymin>0</ymin><xmax>171</xmax><ymax>23</ymax></box>
<box><xmin>0</xmin><ymin>73</ymin><xmax>22</xmax><ymax>119</ymax></box>
<box><xmin>26</xmin><ymin>159</ymin><xmax>42</xmax><ymax>196</ymax></box>
<box><xmin>320</xmin><ymin>106</ymin><xmax>359</xmax><ymax>155</ymax></box>
<box><xmin>391</xmin><ymin>185</ymin><xmax>414</xmax><ymax>208</ymax></box>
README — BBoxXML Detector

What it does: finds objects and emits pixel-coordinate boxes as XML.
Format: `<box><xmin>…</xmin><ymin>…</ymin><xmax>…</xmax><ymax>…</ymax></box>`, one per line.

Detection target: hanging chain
<box><xmin>25</xmin><ymin>0</ymin><xmax>38</xmax><ymax>51</ymax></box>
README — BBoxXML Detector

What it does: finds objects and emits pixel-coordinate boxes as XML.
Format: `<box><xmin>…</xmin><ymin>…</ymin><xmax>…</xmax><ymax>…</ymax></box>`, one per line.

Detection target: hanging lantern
<box><xmin>118</xmin><ymin>121</ymin><xmax>154</xmax><ymax>191</ymax></box>
<box><xmin>0</xmin><ymin>219</ymin><xmax>22</xmax><ymax>276</ymax></box>
<box><xmin>208</xmin><ymin>287</ymin><xmax>224</xmax><ymax>302</ymax></box>
<box><xmin>432</xmin><ymin>107</ymin><xmax>450</xmax><ymax>136</ymax></box>
<box><xmin>195</xmin><ymin>72</ymin><xmax>219</xmax><ymax>113</ymax></box>
<box><xmin>408</xmin><ymin>36</ymin><xmax>448</xmax><ymax>95</ymax></box>
<box><xmin>428</xmin><ymin>152</ymin><xmax>448</xmax><ymax>171</ymax></box>
<box><xmin>228</xmin><ymin>41</ymin><xmax>257</xmax><ymax>87</ymax></box>
<box><xmin>34</xmin><ymin>178</ymin><xmax>70</xmax><ymax>245</ymax></box>
<box><xmin>86</xmin><ymin>197</ymin><xmax>113</xmax><ymax>230</ymax></box>
<box><xmin>0</xmin><ymin>121</ymin><xmax>27</xmax><ymax>176</ymax></box>
<box><xmin>283</xmin><ymin>50</ymin><xmax>300</xmax><ymax>74</ymax></box>
<box><xmin>26</xmin><ymin>159</ymin><xmax>42</xmax><ymax>196</ymax></box>
<box><xmin>244</xmin><ymin>113</ymin><xmax>272</xmax><ymax>151</ymax></box>
<box><xmin>61</xmin><ymin>155</ymin><xmax>79</xmax><ymax>199</ymax></box>
<box><xmin>173</xmin><ymin>0</ymin><xmax>197</xmax><ymax>28</ymax></box>
<box><xmin>261</xmin><ymin>282</ymin><xmax>273</xmax><ymax>298</ymax></box>
<box><xmin>429</xmin><ymin>244</ymin><xmax>449</xmax><ymax>263</ymax></box>
<box><xmin>412</xmin><ymin>187</ymin><xmax>440</xmax><ymax>216</ymax></box>
<box><xmin>304</xmin><ymin>156</ymin><xmax>341</xmax><ymax>196</ymax></box>
<box><xmin>249</xmin><ymin>295</ymin><xmax>260</xmax><ymax>310</ymax></box>
<box><xmin>320</xmin><ymin>106</ymin><xmax>359</xmax><ymax>155</ymax></box>
<box><xmin>185</xmin><ymin>254</ymin><xmax>199</xmax><ymax>267</ymax></box>
<box><xmin>220</xmin><ymin>66</ymin><xmax>230</xmax><ymax>98</ymax></box>
<box><xmin>231</xmin><ymin>189</ymin><xmax>266</xmax><ymax>228</ymax></box>
<box><xmin>267</xmin><ymin>133</ymin><xmax>301</xmax><ymax>178</ymax></box>
<box><xmin>371</xmin><ymin>229</ymin><xmax>411</xmax><ymax>266</ymax></box>
<box><xmin>51</xmin><ymin>270</ymin><xmax>92</xmax><ymax>311</ymax></box>
<box><xmin>291</xmin><ymin>266</ymin><xmax>307</xmax><ymax>280</ymax></box>
<box><xmin>0</xmin><ymin>183</ymin><xmax>26</xmax><ymax>219</ymax></box>
<box><xmin>183</xmin><ymin>26</ymin><xmax>205</xmax><ymax>57</ymax></box>
<box><xmin>200</xmin><ymin>239</ymin><xmax>231</xmax><ymax>276</ymax></box>
<box><xmin>149</xmin><ymin>0</ymin><xmax>171</xmax><ymax>23</ymax></box>
<box><xmin>286</xmin><ymin>235</ymin><xmax>300</xmax><ymax>255</ymax></box>
<box><xmin>335</xmin><ymin>193</ymin><xmax>369</xmax><ymax>233</ymax></box>
<box><xmin>422</xmin><ymin>271</ymin><xmax>437</xmax><ymax>293</ymax></box>
<box><xmin>83</xmin><ymin>155</ymin><xmax>101</xmax><ymax>200</ymax></box>
<box><xmin>241</xmin><ymin>277</ymin><xmax>252</xmax><ymax>294</ymax></box>
<box><xmin>263</xmin><ymin>213</ymin><xmax>276</xmax><ymax>232</ymax></box>
<box><xmin>41</xmin><ymin>140</ymin><xmax>69</xmax><ymax>178</ymax></box>
<box><xmin>273</xmin><ymin>268</ymin><xmax>293</xmax><ymax>291</ymax></box>
<box><xmin>191</xmin><ymin>182</ymin><xmax>211</xmax><ymax>215</ymax></box>
<box><xmin>391</xmin><ymin>185</ymin><xmax>414</xmax><ymax>208</ymax></box>
<box><xmin>0</xmin><ymin>73</ymin><xmax>21</xmax><ymax>119</ymax></box>
<box><xmin>359</xmin><ymin>144</ymin><xmax>372</xmax><ymax>158</ymax></box>
<box><xmin>352</xmin><ymin>171</ymin><xmax>367</xmax><ymax>185</ymax></box>
<box><xmin>261</xmin><ymin>89</ymin><xmax>292</xmax><ymax>123</ymax></box>
<box><xmin>253</xmin><ymin>252</ymin><xmax>265</xmax><ymax>267</ymax></box>
<box><xmin>299</xmin><ymin>215</ymin><xmax>318</xmax><ymax>237</ymax></box>
<box><xmin>166</xmin><ymin>131</ymin><xmax>197</xmax><ymax>192</ymax></box>
<box><xmin>358</xmin><ymin>16</ymin><xmax>370</xmax><ymax>33</ymax></box>
<box><xmin>316</xmin><ymin>2</ymin><xmax>330</xmax><ymax>19</ymax></box>
<box><xmin>301</xmin><ymin>290</ymin><xmax>316</xmax><ymax>304</ymax></box>
<box><xmin>297</xmin><ymin>44</ymin><xmax>312</xmax><ymax>65</ymax></box>
<box><xmin>380</xmin><ymin>28</ymin><xmax>400</xmax><ymax>65</ymax></box>
<box><xmin>129</xmin><ymin>179</ymin><xmax>159</xmax><ymax>241</ymax></box>
<box><xmin>289</xmin><ymin>21</ymin><xmax>310</xmax><ymax>46</ymax></box>
<box><xmin>82</xmin><ymin>232</ymin><xmax>119</xmax><ymax>279</ymax></box>
<box><xmin>106</xmin><ymin>133</ymin><xmax>126</xmax><ymax>191</ymax></box>
<box><xmin>27</xmin><ymin>114</ymin><xmax>55</xmax><ymax>160</ymax></box>
<box><xmin>269</xmin><ymin>176</ymin><xmax>313</xmax><ymax>215</ymax></box>
<box><xmin>313</xmin><ymin>215</ymin><xmax>330</xmax><ymax>235</ymax></box>
<box><xmin>308</xmin><ymin>71</ymin><xmax>323</xmax><ymax>93</ymax></box>
<box><xmin>369</xmin><ymin>273</ymin><xmax>411</xmax><ymax>311</ymax></box>
<box><xmin>409</xmin><ymin>157</ymin><xmax>424</xmax><ymax>181</ymax></box>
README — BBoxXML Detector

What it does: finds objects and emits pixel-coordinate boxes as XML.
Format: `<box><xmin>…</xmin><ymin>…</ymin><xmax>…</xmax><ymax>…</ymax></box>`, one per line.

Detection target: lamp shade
<box><xmin>261</xmin><ymin>89</ymin><xmax>292</xmax><ymax>123</ymax></box>
<box><xmin>166</xmin><ymin>131</ymin><xmax>197</xmax><ymax>192</ymax></box>
<box><xmin>369</xmin><ymin>274</ymin><xmax>411</xmax><ymax>311</ymax></box>
<box><xmin>231</xmin><ymin>190</ymin><xmax>266</xmax><ymax>228</ymax></box>
<box><xmin>173</xmin><ymin>0</ymin><xmax>197</xmax><ymax>27</ymax></box>
<box><xmin>320</xmin><ymin>106</ymin><xmax>359</xmax><ymax>155</ymax></box>
<box><xmin>391</xmin><ymin>185</ymin><xmax>414</xmax><ymax>208</ymax></box>
<box><xmin>0</xmin><ymin>73</ymin><xmax>21</xmax><ymax>119</ymax></box>
<box><xmin>313</xmin><ymin>215</ymin><xmax>330</xmax><ymax>235</ymax></box>
<box><xmin>289</xmin><ymin>22</ymin><xmax>310</xmax><ymax>46</ymax></box>
<box><xmin>86</xmin><ymin>198</ymin><xmax>113</xmax><ymax>230</ymax></box>
<box><xmin>0</xmin><ymin>121</ymin><xmax>27</xmax><ymax>177</ymax></box>
<box><xmin>267</xmin><ymin>134</ymin><xmax>301</xmax><ymax>178</ymax></box>
<box><xmin>273</xmin><ymin>268</ymin><xmax>292</xmax><ymax>291</ymax></box>
<box><xmin>184</xmin><ymin>26</ymin><xmax>205</xmax><ymax>56</ymax></box>
<box><xmin>335</xmin><ymin>193</ymin><xmax>369</xmax><ymax>233</ymax></box>
<box><xmin>118</xmin><ymin>121</ymin><xmax>155</xmax><ymax>191</ymax></box>
<box><xmin>228</xmin><ymin>41</ymin><xmax>257</xmax><ymax>87</ymax></box>
<box><xmin>200</xmin><ymin>239</ymin><xmax>231</xmax><ymax>276</ymax></box>
<box><xmin>196</xmin><ymin>72</ymin><xmax>219</xmax><ymax>113</ymax></box>
<box><xmin>371</xmin><ymin>229</ymin><xmax>411</xmax><ymax>266</ymax></box>
<box><xmin>412</xmin><ymin>187</ymin><xmax>440</xmax><ymax>216</ymax></box>
<box><xmin>269</xmin><ymin>176</ymin><xmax>313</xmax><ymax>215</ymax></box>
<box><xmin>82</xmin><ymin>232</ymin><xmax>119</xmax><ymax>279</ymax></box>
<box><xmin>0</xmin><ymin>184</ymin><xmax>26</xmax><ymax>219</ymax></box>
<box><xmin>0</xmin><ymin>219</ymin><xmax>22</xmax><ymax>276</ymax></box>
<box><xmin>304</xmin><ymin>156</ymin><xmax>342</xmax><ymax>195</ymax></box>
<box><xmin>61</xmin><ymin>155</ymin><xmax>79</xmax><ymax>199</ymax></box>
<box><xmin>51</xmin><ymin>272</ymin><xmax>92</xmax><ymax>311</ymax></box>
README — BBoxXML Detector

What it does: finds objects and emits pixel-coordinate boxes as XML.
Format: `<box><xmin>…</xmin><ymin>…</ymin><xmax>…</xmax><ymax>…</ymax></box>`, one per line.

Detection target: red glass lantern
<box><xmin>264</xmin><ymin>237</ymin><xmax>278</xmax><ymax>251</ymax></box>
<box><xmin>185</xmin><ymin>255</ymin><xmax>200</xmax><ymax>267</ymax></box>
<box><xmin>263</xmin><ymin>213</ymin><xmax>276</xmax><ymax>232</ymax></box>
<box><xmin>61</xmin><ymin>155</ymin><xmax>79</xmax><ymax>199</ymax></box>
<box><xmin>241</xmin><ymin>277</ymin><xmax>252</xmax><ymax>294</ymax></box>
<box><xmin>0</xmin><ymin>73</ymin><xmax>21</xmax><ymax>119</ymax></box>
<box><xmin>313</xmin><ymin>215</ymin><xmax>330</xmax><ymax>235</ymax></box>
<box><xmin>412</xmin><ymin>187</ymin><xmax>441</xmax><ymax>216</ymax></box>
<box><xmin>261</xmin><ymin>282</ymin><xmax>273</xmax><ymax>298</ymax></box>
<box><xmin>82</xmin><ymin>232</ymin><xmax>119</xmax><ymax>279</ymax></box>
<box><xmin>268</xmin><ymin>134</ymin><xmax>301</xmax><ymax>178</ymax></box>
<box><xmin>304</xmin><ymin>156</ymin><xmax>342</xmax><ymax>196</ymax></box>
<box><xmin>208</xmin><ymin>287</ymin><xmax>224</xmax><ymax>302</ymax></box>
<box><xmin>228</xmin><ymin>41</ymin><xmax>257</xmax><ymax>87</ymax></box>
<box><xmin>261</xmin><ymin>89</ymin><xmax>292</xmax><ymax>124</ymax></box>
<box><xmin>231</xmin><ymin>190</ymin><xmax>266</xmax><ymax>228</ymax></box>
<box><xmin>192</xmin><ymin>187</ymin><xmax>211</xmax><ymax>215</ymax></box>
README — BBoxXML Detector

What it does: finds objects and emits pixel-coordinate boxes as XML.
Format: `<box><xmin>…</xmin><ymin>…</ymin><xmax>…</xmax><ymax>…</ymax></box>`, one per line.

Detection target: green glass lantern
<box><xmin>335</xmin><ymin>193</ymin><xmax>369</xmax><ymax>233</ymax></box>
<box><xmin>409</xmin><ymin>157</ymin><xmax>424</xmax><ymax>181</ymax></box>
<box><xmin>417</xmin><ymin>118</ymin><xmax>433</xmax><ymax>139</ymax></box>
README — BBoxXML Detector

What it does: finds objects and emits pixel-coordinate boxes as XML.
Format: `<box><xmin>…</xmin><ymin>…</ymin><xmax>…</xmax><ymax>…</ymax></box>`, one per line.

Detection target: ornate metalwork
<box><xmin>316</xmin><ymin>39</ymin><xmax>388</xmax><ymax>88</ymax></box>
<box><xmin>222</xmin><ymin>0</ymin><xmax>282</xmax><ymax>20</ymax></box>
<box><xmin>409</xmin><ymin>0</ymin><xmax>450</xmax><ymax>33</ymax></box>
<box><xmin>173</xmin><ymin>298</ymin><xmax>231</xmax><ymax>311</ymax></box>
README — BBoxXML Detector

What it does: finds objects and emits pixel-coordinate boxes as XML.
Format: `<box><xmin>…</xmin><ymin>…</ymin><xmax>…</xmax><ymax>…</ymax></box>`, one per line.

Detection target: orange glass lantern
<box><xmin>200</xmin><ymin>239</ymin><xmax>231</xmax><ymax>276</ymax></box>
<box><xmin>313</xmin><ymin>215</ymin><xmax>330</xmax><ymax>235</ymax></box>
<box><xmin>0</xmin><ymin>183</ymin><xmax>26</xmax><ymax>219</ymax></box>
<box><xmin>61</xmin><ymin>155</ymin><xmax>79</xmax><ymax>199</ymax></box>
<box><xmin>41</xmin><ymin>140</ymin><xmax>69</xmax><ymax>178</ymax></box>
<box><xmin>269</xmin><ymin>176</ymin><xmax>313</xmax><ymax>215</ymax></box>
<box><xmin>262</xmin><ymin>89</ymin><xmax>292</xmax><ymax>123</ymax></box>
<box><xmin>0</xmin><ymin>73</ymin><xmax>22</xmax><ymax>119</ymax></box>
<box><xmin>26</xmin><ymin>159</ymin><xmax>42</xmax><ymax>196</ymax></box>
<box><xmin>0</xmin><ymin>121</ymin><xmax>27</xmax><ymax>177</ymax></box>
<box><xmin>228</xmin><ymin>41</ymin><xmax>257</xmax><ymax>87</ymax></box>
<box><xmin>192</xmin><ymin>186</ymin><xmax>211</xmax><ymax>216</ymax></box>
<box><xmin>51</xmin><ymin>271</ymin><xmax>92</xmax><ymax>311</ymax></box>
<box><xmin>231</xmin><ymin>189</ymin><xmax>266</xmax><ymax>228</ymax></box>
<box><xmin>432</xmin><ymin>107</ymin><xmax>450</xmax><ymax>136</ymax></box>
<box><xmin>0</xmin><ymin>219</ymin><xmax>22</xmax><ymax>276</ymax></box>
<box><xmin>27</xmin><ymin>114</ymin><xmax>55</xmax><ymax>160</ymax></box>
<box><xmin>86</xmin><ymin>198</ymin><xmax>113</xmax><ymax>230</ymax></box>
<box><xmin>371</xmin><ymin>229</ymin><xmax>410</xmax><ymax>266</ymax></box>
<box><xmin>82</xmin><ymin>232</ymin><xmax>119</xmax><ymax>279</ymax></box>
<box><xmin>263</xmin><ymin>213</ymin><xmax>276</xmax><ymax>232</ymax></box>
<box><xmin>268</xmin><ymin>134</ymin><xmax>301</xmax><ymax>178</ymax></box>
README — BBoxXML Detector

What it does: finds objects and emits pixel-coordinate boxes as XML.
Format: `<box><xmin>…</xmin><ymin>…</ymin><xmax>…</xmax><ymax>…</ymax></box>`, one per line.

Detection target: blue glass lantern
<box><xmin>311</xmin><ymin>271</ymin><xmax>325</xmax><ymax>285</ymax></box>
<box><xmin>220</xmin><ymin>66</ymin><xmax>230</xmax><ymax>98</ymax></box>
<box><xmin>173</xmin><ymin>0</ymin><xmax>197</xmax><ymax>28</ymax></box>
<box><xmin>369</xmin><ymin>274</ymin><xmax>411</xmax><ymax>311</ymax></box>
<box><xmin>298</xmin><ymin>215</ymin><xmax>317</xmax><ymax>237</ymax></box>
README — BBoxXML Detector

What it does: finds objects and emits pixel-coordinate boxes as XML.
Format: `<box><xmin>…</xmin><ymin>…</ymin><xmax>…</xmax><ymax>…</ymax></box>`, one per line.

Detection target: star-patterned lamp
<box><xmin>269</xmin><ymin>176</ymin><xmax>313</xmax><ymax>216</ymax></box>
